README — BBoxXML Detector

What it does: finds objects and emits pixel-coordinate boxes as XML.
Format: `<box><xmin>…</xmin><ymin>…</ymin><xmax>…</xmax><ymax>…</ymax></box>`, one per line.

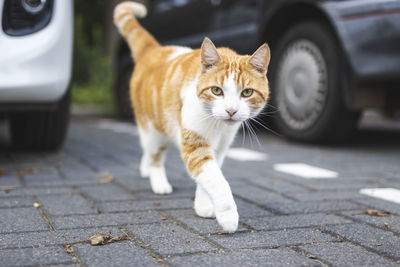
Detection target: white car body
<box><xmin>0</xmin><ymin>0</ymin><xmax>73</xmax><ymax>103</ymax></box>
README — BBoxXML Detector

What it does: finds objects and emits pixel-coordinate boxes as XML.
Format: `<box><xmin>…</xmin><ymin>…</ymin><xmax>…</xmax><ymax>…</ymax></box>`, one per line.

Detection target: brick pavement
<box><xmin>0</xmin><ymin>118</ymin><xmax>399</xmax><ymax>266</ymax></box>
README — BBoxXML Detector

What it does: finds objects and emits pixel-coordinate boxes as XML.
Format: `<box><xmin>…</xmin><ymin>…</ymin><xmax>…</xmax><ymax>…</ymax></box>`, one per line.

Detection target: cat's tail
<box><xmin>114</xmin><ymin>1</ymin><xmax>160</xmax><ymax>62</ymax></box>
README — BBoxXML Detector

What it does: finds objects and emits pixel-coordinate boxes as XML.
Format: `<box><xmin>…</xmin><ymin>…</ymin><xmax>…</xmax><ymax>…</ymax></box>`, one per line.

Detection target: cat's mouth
<box><xmin>223</xmin><ymin>118</ymin><xmax>241</xmax><ymax>125</ymax></box>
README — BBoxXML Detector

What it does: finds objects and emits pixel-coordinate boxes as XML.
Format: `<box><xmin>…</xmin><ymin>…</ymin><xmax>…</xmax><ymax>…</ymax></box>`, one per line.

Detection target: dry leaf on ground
<box><xmin>153</xmin><ymin>202</ymin><xmax>161</xmax><ymax>206</ymax></box>
<box><xmin>99</xmin><ymin>172</ymin><xmax>114</xmax><ymax>184</ymax></box>
<box><xmin>363</xmin><ymin>209</ymin><xmax>391</xmax><ymax>217</ymax></box>
<box><xmin>88</xmin><ymin>232</ymin><xmax>127</xmax><ymax>246</ymax></box>
<box><xmin>383</xmin><ymin>223</ymin><xmax>391</xmax><ymax>229</ymax></box>
<box><xmin>16</xmin><ymin>168</ymin><xmax>37</xmax><ymax>177</ymax></box>
<box><xmin>160</xmin><ymin>216</ymin><xmax>167</xmax><ymax>221</ymax></box>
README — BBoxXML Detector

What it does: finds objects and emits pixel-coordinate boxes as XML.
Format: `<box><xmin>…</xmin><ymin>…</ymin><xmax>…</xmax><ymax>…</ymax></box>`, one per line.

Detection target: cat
<box><xmin>114</xmin><ymin>1</ymin><xmax>270</xmax><ymax>232</ymax></box>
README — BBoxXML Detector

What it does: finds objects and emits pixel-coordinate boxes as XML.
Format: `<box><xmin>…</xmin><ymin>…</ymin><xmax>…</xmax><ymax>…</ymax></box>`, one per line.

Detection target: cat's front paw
<box><xmin>195</xmin><ymin>203</ymin><xmax>215</xmax><ymax>218</ymax></box>
<box><xmin>151</xmin><ymin>181</ymin><xmax>173</xmax><ymax>195</ymax></box>
<box><xmin>215</xmin><ymin>205</ymin><xmax>239</xmax><ymax>233</ymax></box>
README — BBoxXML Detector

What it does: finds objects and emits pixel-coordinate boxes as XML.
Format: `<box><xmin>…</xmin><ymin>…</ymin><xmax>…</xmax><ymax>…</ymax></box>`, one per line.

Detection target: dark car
<box><xmin>112</xmin><ymin>0</ymin><xmax>400</xmax><ymax>142</ymax></box>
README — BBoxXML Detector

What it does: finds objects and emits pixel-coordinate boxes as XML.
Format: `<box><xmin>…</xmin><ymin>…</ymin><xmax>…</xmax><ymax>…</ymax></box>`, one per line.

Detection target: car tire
<box><xmin>269</xmin><ymin>21</ymin><xmax>361</xmax><ymax>143</ymax></box>
<box><xmin>114</xmin><ymin>56</ymin><xmax>134</xmax><ymax>120</ymax></box>
<box><xmin>9</xmin><ymin>90</ymin><xmax>70</xmax><ymax>150</ymax></box>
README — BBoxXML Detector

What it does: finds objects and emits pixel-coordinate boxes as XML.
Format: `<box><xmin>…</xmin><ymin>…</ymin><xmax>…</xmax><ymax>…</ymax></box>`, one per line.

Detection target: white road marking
<box><xmin>359</xmin><ymin>188</ymin><xmax>400</xmax><ymax>204</ymax></box>
<box><xmin>96</xmin><ymin>120</ymin><xmax>138</xmax><ymax>136</ymax></box>
<box><xmin>273</xmin><ymin>163</ymin><xmax>338</xmax><ymax>179</ymax></box>
<box><xmin>227</xmin><ymin>148</ymin><xmax>268</xmax><ymax>162</ymax></box>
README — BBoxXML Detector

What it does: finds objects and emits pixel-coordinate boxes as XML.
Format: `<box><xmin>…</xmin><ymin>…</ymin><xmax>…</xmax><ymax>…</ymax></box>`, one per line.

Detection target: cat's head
<box><xmin>197</xmin><ymin>38</ymin><xmax>270</xmax><ymax>124</ymax></box>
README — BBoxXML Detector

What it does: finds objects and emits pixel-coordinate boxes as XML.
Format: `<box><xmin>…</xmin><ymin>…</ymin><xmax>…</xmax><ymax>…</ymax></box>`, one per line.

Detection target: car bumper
<box><xmin>322</xmin><ymin>0</ymin><xmax>400</xmax><ymax>82</ymax></box>
<box><xmin>0</xmin><ymin>0</ymin><xmax>73</xmax><ymax>103</ymax></box>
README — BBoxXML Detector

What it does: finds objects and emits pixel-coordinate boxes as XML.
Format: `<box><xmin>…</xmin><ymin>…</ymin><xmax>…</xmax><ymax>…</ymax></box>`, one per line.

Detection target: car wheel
<box><xmin>9</xmin><ymin>90</ymin><xmax>70</xmax><ymax>150</ymax></box>
<box><xmin>269</xmin><ymin>21</ymin><xmax>361</xmax><ymax>143</ymax></box>
<box><xmin>114</xmin><ymin>56</ymin><xmax>134</xmax><ymax>120</ymax></box>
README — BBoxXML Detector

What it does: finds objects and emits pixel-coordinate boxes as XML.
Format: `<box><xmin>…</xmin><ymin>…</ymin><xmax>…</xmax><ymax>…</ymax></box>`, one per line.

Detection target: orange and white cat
<box><xmin>114</xmin><ymin>2</ymin><xmax>270</xmax><ymax>232</ymax></box>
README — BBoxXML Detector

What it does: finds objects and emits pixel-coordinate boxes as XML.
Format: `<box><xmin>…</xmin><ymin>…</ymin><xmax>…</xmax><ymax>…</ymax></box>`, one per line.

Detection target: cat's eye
<box><xmin>211</xmin><ymin>87</ymin><xmax>223</xmax><ymax>96</ymax></box>
<box><xmin>241</xmin><ymin>89</ymin><xmax>254</xmax><ymax>97</ymax></box>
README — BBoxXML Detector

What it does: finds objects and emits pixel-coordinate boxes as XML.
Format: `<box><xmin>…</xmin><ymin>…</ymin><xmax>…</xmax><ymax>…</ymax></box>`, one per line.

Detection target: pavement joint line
<box><xmin>329</xmin><ymin>211</ymin><xmax>400</xmax><ymax>237</ymax></box>
<box><xmin>359</xmin><ymin>188</ymin><xmax>400</xmax><ymax>204</ymax></box>
<box><xmin>245</xmin><ymin>175</ymin><xmax>315</xmax><ymax>192</ymax></box>
<box><xmin>158</xmin><ymin>210</ymin><xmax>226</xmax><ymax>251</ymax></box>
<box><xmin>63</xmin><ymin>149</ymin><xmax>99</xmax><ymax>173</ymax></box>
<box><xmin>232</xmin><ymin>194</ymin><xmax>285</xmax><ymax>215</ymax></box>
<box><xmin>119</xmin><ymin>226</ymin><xmax>166</xmax><ymax>265</ymax></box>
<box><xmin>290</xmin><ymin>245</ymin><xmax>330</xmax><ymax>267</ymax></box>
<box><xmin>73</xmin><ymin>187</ymin><xmax>102</xmax><ymax>214</ymax></box>
<box><xmin>109</xmin><ymin>179</ymin><xmax>141</xmax><ymax>200</ymax></box>
<box><xmin>274</xmin><ymin>163</ymin><xmax>339</xmax><ymax>179</ymax></box>
<box><xmin>319</xmin><ymin>226</ymin><xmax>400</xmax><ymax>262</ymax></box>
<box><xmin>31</xmin><ymin>195</ymin><xmax>55</xmax><ymax>231</ymax></box>
<box><xmin>63</xmin><ymin>243</ymin><xmax>86</xmax><ymax>267</ymax></box>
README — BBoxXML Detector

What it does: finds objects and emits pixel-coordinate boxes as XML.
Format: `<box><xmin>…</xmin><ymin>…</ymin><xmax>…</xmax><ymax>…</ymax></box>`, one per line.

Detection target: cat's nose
<box><xmin>226</xmin><ymin>108</ymin><xmax>238</xmax><ymax>117</ymax></box>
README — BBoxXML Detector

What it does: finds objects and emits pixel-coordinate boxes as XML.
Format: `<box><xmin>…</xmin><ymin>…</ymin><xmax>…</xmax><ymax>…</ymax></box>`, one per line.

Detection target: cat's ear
<box><xmin>200</xmin><ymin>37</ymin><xmax>221</xmax><ymax>71</ymax></box>
<box><xmin>248</xmin><ymin>43</ymin><xmax>270</xmax><ymax>75</ymax></box>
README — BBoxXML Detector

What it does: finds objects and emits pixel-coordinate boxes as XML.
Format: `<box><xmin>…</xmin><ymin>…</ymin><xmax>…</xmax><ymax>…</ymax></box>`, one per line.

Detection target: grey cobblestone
<box><xmin>300</xmin><ymin>242</ymin><xmax>398</xmax><ymax>266</ymax></box>
<box><xmin>79</xmin><ymin>184</ymin><xmax>136</xmax><ymax>202</ymax></box>
<box><xmin>323</xmin><ymin>224</ymin><xmax>400</xmax><ymax>260</ymax></box>
<box><xmin>52</xmin><ymin>211</ymin><xmax>163</xmax><ymax>230</ymax></box>
<box><xmin>0</xmin><ymin>207</ymin><xmax>50</xmax><ymax>233</ymax></box>
<box><xmin>166</xmin><ymin>248</ymin><xmax>319</xmax><ymax>266</ymax></box>
<box><xmin>0</xmin><ymin>246</ymin><xmax>73</xmax><ymax>266</ymax></box>
<box><xmin>97</xmin><ymin>198</ymin><xmax>193</xmax><ymax>213</ymax></box>
<box><xmin>0</xmin><ymin>196</ymin><xmax>33</xmax><ymax>208</ymax></box>
<box><xmin>126</xmin><ymin>222</ymin><xmax>217</xmax><ymax>256</ymax></box>
<box><xmin>37</xmin><ymin>194</ymin><xmax>98</xmax><ymax>216</ymax></box>
<box><xmin>73</xmin><ymin>241</ymin><xmax>159</xmax><ymax>267</ymax></box>
<box><xmin>209</xmin><ymin>228</ymin><xmax>338</xmax><ymax>250</ymax></box>
<box><xmin>243</xmin><ymin>213</ymin><xmax>352</xmax><ymax>231</ymax></box>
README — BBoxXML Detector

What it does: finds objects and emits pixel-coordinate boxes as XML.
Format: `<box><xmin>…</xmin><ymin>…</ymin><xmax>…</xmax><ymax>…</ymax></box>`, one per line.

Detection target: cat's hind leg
<box><xmin>138</xmin><ymin>126</ymin><xmax>172</xmax><ymax>194</ymax></box>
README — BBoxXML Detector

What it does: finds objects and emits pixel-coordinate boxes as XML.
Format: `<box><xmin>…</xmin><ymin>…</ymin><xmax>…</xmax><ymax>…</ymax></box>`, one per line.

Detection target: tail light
<box><xmin>2</xmin><ymin>0</ymin><xmax>53</xmax><ymax>36</ymax></box>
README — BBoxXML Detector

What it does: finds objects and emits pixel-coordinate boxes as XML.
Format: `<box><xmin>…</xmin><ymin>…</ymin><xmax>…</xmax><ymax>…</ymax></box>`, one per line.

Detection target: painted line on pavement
<box><xmin>273</xmin><ymin>163</ymin><xmax>338</xmax><ymax>179</ymax></box>
<box><xmin>227</xmin><ymin>148</ymin><xmax>268</xmax><ymax>162</ymax></box>
<box><xmin>359</xmin><ymin>188</ymin><xmax>400</xmax><ymax>204</ymax></box>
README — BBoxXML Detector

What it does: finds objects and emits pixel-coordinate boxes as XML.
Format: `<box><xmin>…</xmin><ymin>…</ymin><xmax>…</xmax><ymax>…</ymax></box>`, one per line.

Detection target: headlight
<box><xmin>2</xmin><ymin>0</ymin><xmax>53</xmax><ymax>36</ymax></box>
<box><xmin>21</xmin><ymin>0</ymin><xmax>47</xmax><ymax>14</ymax></box>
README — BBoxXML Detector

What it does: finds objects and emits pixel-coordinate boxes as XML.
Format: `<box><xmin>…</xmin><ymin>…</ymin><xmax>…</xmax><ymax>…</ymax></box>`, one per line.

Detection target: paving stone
<box><xmin>135</xmin><ymin>187</ymin><xmax>195</xmax><ymax>200</ymax></box>
<box><xmin>300</xmin><ymin>242</ymin><xmax>398</xmax><ymax>266</ymax></box>
<box><xmin>0</xmin><ymin>176</ymin><xmax>21</xmax><ymax>187</ymax></box>
<box><xmin>244</xmin><ymin>176</ymin><xmax>311</xmax><ymax>193</ymax></box>
<box><xmin>97</xmin><ymin>198</ymin><xmax>193</xmax><ymax>213</ymax></box>
<box><xmin>243</xmin><ymin>214</ymin><xmax>352</xmax><ymax>231</ymax></box>
<box><xmin>265</xmin><ymin>200</ymin><xmax>364</xmax><ymax>215</ymax></box>
<box><xmin>338</xmin><ymin>210</ymin><xmax>400</xmax><ymax>234</ymax></box>
<box><xmin>24</xmin><ymin>174</ymin><xmax>67</xmax><ymax>187</ymax></box>
<box><xmin>73</xmin><ymin>240</ymin><xmax>159</xmax><ymax>267</ymax></box>
<box><xmin>126</xmin><ymin>222</ymin><xmax>217</xmax><ymax>256</ymax></box>
<box><xmin>0</xmin><ymin>196</ymin><xmax>33</xmax><ymax>208</ymax></box>
<box><xmin>52</xmin><ymin>211</ymin><xmax>162</xmax><ymax>230</ymax></box>
<box><xmin>37</xmin><ymin>194</ymin><xmax>97</xmax><ymax>216</ymax></box>
<box><xmin>352</xmin><ymin>198</ymin><xmax>400</xmax><ymax>215</ymax></box>
<box><xmin>323</xmin><ymin>224</ymin><xmax>400</xmax><ymax>260</ymax></box>
<box><xmin>0</xmin><ymin>246</ymin><xmax>72</xmax><ymax>266</ymax></box>
<box><xmin>165</xmin><ymin>209</ymin><xmax>248</xmax><ymax>234</ymax></box>
<box><xmin>113</xmin><ymin>176</ymin><xmax>154</xmax><ymax>192</ymax></box>
<box><xmin>231</xmin><ymin>184</ymin><xmax>293</xmax><ymax>204</ymax></box>
<box><xmin>0</xmin><ymin>187</ymin><xmax>74</xmax><ymax>197</ymax></box>
<box><xmin>0</xmin><ymin>227</ymin><xmax>124</xmax><ymax>249</ymax></box>
<box><xmin>209</xmin><ymin>228</ymin><xmax>337</xmax><ymax>250</ymax></box>
<box><xmin>166</xmin><ymin>248</ymin><xmax>319</xmax><ymax>266</ymax></box>
<box><xmin>0</xmin><ymin>207</ymin><xmax>49</xmax><ymax>233</ymax></box>
<box><xmin>290</xmin><ymin>191</ymin><xmax>370</xmax><ymax>201</ymax></box>
<box><xmin>79</xmin><ymin>184</ymin><xmax>136</xmax><ymax>202</ymax></box>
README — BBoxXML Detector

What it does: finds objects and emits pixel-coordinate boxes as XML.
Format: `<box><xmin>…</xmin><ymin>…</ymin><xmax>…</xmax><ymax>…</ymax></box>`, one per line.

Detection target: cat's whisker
<box><xmin>249</xmin><ymin>117</ymin><xmax>283</xmax><ymax>138</ymax></box>
<box><xmin>246</xmin><ymin>119</ymin><xmax>262</xmax><ymax>148</ymax></box>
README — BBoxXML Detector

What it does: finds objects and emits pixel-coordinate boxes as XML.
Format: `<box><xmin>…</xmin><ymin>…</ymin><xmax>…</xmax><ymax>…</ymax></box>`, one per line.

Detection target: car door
<box><xmin>212</xmin><ymin>0</ymin><xmax>260</xmax><ymax>54</ymax></box>
<box><xmin>143</xmin><ymin>0</ymin><xmax>215</xmax><ymax>47</ymax></box>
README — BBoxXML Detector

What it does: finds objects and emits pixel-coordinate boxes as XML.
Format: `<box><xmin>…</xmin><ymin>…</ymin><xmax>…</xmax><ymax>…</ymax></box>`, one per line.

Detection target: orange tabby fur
<box><xmin>114</xmin><ymin>1</ymin><xmax>270</xmax><ymax>232</ymax></box>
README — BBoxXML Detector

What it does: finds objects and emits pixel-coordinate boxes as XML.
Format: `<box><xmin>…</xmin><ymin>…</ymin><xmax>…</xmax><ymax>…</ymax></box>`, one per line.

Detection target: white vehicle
<box><xmin>0</xmin><ymin>0</ymin><xmax>73</xmax><ymax>149</ymax></box>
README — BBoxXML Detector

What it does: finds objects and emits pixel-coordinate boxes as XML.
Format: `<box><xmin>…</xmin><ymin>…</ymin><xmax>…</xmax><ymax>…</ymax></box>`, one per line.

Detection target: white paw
<box><xmin>215</xmin><ymin>205</ymin><xmax>239</xmax><ymax>233</ymax></box>
<box><xmin>151</xmin><ymin>182</ymin><xmax>173</xmax><ymax>195</ymax></box>
<box><xmin>140</xmin><ymin>166</ymin><xmax>150</xmax><ymax>178</ymax></box>
<box><xmin>195</xmin><ymin>203</ymin><xmax>215</xmax><ymax>218</ymax></box>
